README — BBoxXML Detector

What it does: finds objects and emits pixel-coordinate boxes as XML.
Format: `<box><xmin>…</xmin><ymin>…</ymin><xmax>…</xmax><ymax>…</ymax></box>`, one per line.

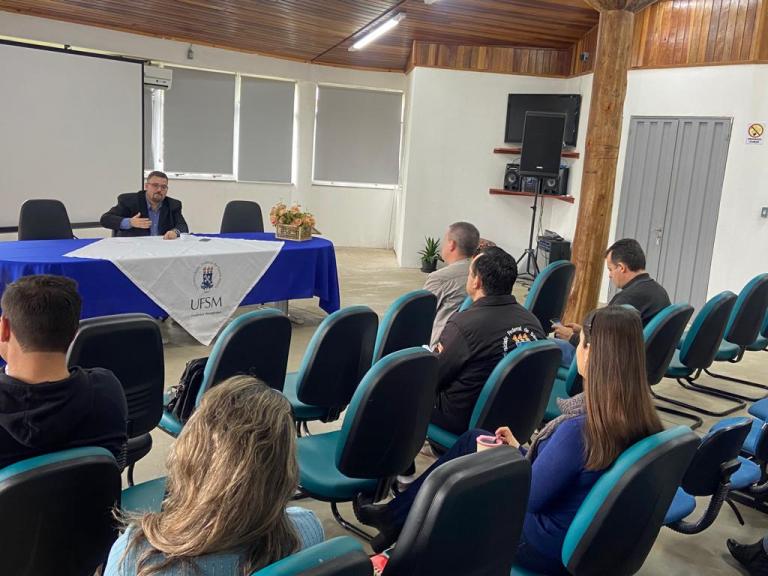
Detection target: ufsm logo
<box><xmin>192</xmin><ymin>262</ymin><xmax>222</xmax><ymax>311</ymax></box>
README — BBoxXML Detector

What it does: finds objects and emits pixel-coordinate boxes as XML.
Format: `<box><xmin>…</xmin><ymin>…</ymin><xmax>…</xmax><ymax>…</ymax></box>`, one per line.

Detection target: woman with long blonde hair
<box><xmin>357</xmin><ymin>306</ymin><xmax>663</xmax><ymax>574</ymax></box>
<box><xmin>105</xmin><ymin>376</ymin><xmax>323</xmax><ymax>576</ymax></box>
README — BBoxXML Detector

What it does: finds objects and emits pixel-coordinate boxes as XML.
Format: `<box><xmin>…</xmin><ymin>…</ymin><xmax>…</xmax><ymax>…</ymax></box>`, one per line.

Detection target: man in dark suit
<box><xmin>100</xmin><ymin>171</ymin><xmax>188</xmax><ymax>239</ymax></box>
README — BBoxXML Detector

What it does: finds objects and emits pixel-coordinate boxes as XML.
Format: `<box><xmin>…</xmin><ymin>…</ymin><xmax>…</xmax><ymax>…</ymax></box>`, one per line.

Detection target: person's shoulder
<box><xmin>78</xmin><ymin>368</ymin><xmax>125</xmax><ymax>402</ymax></box>
<box><xmin>552</xmin><ymin>415</ymin><xmax>587</xmax><ymax>440</ymax></box>
<box><xmin>166</xmin><ymin>196</ymin><xmax>183</xmax><ymax>209</ymax></box>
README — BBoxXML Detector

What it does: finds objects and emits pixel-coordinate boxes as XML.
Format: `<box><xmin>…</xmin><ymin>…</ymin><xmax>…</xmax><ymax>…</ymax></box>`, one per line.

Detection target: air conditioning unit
<box><xmin>143</xmin><ymin>65</ymin><xmax>172</xmax><ymax>89</ymax></box>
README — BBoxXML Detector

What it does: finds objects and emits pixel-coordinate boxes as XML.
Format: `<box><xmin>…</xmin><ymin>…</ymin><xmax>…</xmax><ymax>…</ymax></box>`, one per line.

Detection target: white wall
<box><xmin>607</xmin><ymin>65</ymin><xmax>768</xmax><ymax>301</ymax></box>
<box><xmin>0</xmin><ymin>12</ymin><xmax>405</xmax><ymax>247</ymax></box>
<box><xmin>398</xmin><ymin>66</ymin><xmax>589</xmax><ymax>268</ymax></box>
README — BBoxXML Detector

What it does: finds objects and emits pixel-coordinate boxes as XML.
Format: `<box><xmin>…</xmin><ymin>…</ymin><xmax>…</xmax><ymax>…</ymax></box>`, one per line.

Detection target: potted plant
<box><xmin>419</xmin><ymin>236</ymin><xmax>442</xmax><ymax>273</ymax></box>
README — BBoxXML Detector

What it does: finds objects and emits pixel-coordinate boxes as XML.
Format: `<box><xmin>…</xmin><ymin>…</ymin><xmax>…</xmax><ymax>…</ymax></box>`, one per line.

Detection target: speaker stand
<box><xmin>516</xmin><ymin>189</ymin><xmax>542</xmax><ymax>281</ymax></box>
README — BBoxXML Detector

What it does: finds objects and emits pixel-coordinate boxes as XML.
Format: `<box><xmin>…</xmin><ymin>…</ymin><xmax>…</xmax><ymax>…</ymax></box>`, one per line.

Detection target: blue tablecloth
<box><xmin>0</xmin><ymin>233</ymin><xmax>340</xmax><ymax>319</ymax></box>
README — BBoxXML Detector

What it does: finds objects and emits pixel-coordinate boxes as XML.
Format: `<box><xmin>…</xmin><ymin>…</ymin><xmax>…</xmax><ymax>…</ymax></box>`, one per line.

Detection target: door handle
<box><xmin>654</xmin><ymin>227</ymin><xmax>663</xmax><ymax>246</ymax></box>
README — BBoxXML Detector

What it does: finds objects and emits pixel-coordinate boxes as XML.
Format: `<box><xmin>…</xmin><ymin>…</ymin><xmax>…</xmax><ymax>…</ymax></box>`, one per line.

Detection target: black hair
<box><xmin>471</xmin><ymin>246</ymin><xmax>518</xmax><ymax>296</ymax></box>
<box><xmin>606</xmin><ymin>238</ymin><xmax>646</xmax><ymax>271</ymax></box>
<box><xmin>1</xmin><ymin>275</ymin><xmax>81</xmax><ymax>353</ymax></box>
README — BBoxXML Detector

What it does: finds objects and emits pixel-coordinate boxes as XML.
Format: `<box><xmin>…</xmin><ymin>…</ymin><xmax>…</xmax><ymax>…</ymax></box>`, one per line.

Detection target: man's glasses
<box><xmin>147</xmin><ymin>183</ymin><xmax>168</xmax><ymax>190</ymax></box>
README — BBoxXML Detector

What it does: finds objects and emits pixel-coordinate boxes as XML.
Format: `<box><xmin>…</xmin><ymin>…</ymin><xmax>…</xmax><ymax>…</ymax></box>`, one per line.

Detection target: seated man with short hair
<box><xmin>432</xmin><ymin>247</ymin><xmax>545</xmax><ymax>435</ymax></box>
<box><xmin>424</xmin><ymin>222</ymin><xmax>480</xmax><ymax>349</ymax></box>
<box><xmin>555</xmin><ymin>238</ymin><xmax>670</xmax><ymax>348</ymax></box>
<box><xmin>0</xmin><ymin>275</ymin><xmax>127</xmax><ymax>469</ymax></box>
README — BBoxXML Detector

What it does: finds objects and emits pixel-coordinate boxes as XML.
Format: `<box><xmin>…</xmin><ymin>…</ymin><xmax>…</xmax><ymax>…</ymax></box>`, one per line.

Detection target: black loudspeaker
<box><xmin>541</xmin><ymin>166</ymin><xmax>570</xmax><ymax>196</ymax></box>
<box><xmin>549</xmin><ymin>240</ymin><xmax>571</xmax><ymax>262</ymax></box>
<box><xmin>519</xmin><ymin>111</ymin><xmax>566</xmax><ymax>177</ymax></box>
<box><xmin>504</xmin><ymin>163</ymin><xmax>521</xmax><ymax>191</ymax></box>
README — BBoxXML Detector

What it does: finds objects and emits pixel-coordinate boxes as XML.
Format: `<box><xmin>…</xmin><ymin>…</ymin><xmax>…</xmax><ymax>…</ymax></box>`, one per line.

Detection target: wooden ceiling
<box><xmin>0</xmin><ymin>0</ymin><xmax>599</xmax><ymax>71</ymax></box>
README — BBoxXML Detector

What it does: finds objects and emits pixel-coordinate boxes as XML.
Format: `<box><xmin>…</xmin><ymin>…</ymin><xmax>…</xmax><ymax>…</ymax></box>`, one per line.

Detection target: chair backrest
<box><xmin>458</xmin><ymin>295</ymin><xmax>472</xmax><ymax>313</ymax></box>
<box><xmin>250</xmin><ymin>536</ymin><xmax>371</xmax><ymax>576</ymax></box>
<box><xmin>68</xmin><ymin>313</ymin><xmax>164</xmax><ymax>438</ymax></box>
<box><xmin>643</xmin><ymin>303</ymin><xmax>694</xmax><ymax>385</ymax></box>
<box><xmin>295</xmin><ymin>306</ymin><xmax>378</xmax><ymax>420</ymax></box>
<box><xmin>372</xmin><ymin>290</ymin><xmax>437</xmax><ymax>364</ymax></box>
<box><xmin>0</xmin><ymin>447</ymin><xmax>121</xmax><ymax>576</ymax></box>
<box><xmin>469</xmin><ymin>340</ymin><xmax>561</xmax><ymax>444</ymax></box>
<box><xmin>336</xmin><ymin>348</ymin><xmax>438</xmax><ymax>479</ymax></box>
<box><xmin>678</xmin><ymin>291</ymin><xmax>738</xmax><ymax>369</ymax></box>
<box><xmin>383</xmin><ymin>447</ymin><xmax>531</xmax><ymax>576</ymax></box>
<box><xmin>562</xmin><ymin>426</ymin><xmax>699</xmax><ymax>576</ymax></box>
<box><xmin>524</xmin><ymin>260</ymin><xmax>576</xmax><ymax>333</ymax></box>
<box><xmin>220</xmin><ymin>200</ymin><xmax>264</xmax><ymax>234</ymax></box>
<box><xmin>683</xmin><ymin>418</ymin><xmax>751</xmax><ymax>496</ymax></box>
<box><xmin>760</xmin><ymin>310</ymin><xmax>768</xmax><ymax>339</ymax></box>
<box><xmin>18</xmin><ymin>199</ymin><xmax>74</xmax><ymax>240</ymax></box>
<box><xmin>198</xmin><ymin>308</ymin><xmax>292</xmax><ymax>405</ymax></box>
<box><xmin>724</xmin><ymin>274</ymin><xmax>768</xmax><ymax>346</ymax></box>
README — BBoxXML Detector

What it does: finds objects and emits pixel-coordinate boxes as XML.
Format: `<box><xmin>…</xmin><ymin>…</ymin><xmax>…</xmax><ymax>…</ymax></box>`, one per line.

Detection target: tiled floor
<box><xmin>134</xmin><ymin>247</ymin><xmax>768</xmax><ymax>575</ymax></box>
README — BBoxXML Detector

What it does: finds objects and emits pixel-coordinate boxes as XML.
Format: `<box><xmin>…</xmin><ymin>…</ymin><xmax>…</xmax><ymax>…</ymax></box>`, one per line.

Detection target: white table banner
<box><xmin>65</xmin><ymin>236</ymin><xmax>284</xmax><ymax>345</ymax></box>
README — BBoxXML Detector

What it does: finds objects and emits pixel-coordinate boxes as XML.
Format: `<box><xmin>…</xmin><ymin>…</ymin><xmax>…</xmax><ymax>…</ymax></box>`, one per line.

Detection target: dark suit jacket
<box><xmin>100</xmin><ymin>191</ymin><xmax>189</xmax><ymax>237</ymax></box>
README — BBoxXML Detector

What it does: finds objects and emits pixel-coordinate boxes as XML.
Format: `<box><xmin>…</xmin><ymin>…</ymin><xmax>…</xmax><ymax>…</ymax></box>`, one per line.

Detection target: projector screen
<box><xmin>0</xmin><ymin>42</ymin><xmax>143</xmax><ymax>228</ymax></box>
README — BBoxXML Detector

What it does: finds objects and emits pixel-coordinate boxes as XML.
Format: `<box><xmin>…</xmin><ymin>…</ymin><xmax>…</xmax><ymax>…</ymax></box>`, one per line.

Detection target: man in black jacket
<box><xmin>100</xmin><ymin>171</ymin><xmax>188</xmax><ymax>239</ymax></box>
<box><xmin>432</xmin><ymin>246</ymin><xmax>545</xmax><ymax>435</ymax></box>
<box><xmin>554</xmin><ymin>238</ymin><xmax>670</xmax><ymax>347</ymax></box>
<box><xmin>0</xmin><ymin>275</ymin><xmax>127</xmax><ymax>469</ymax></box>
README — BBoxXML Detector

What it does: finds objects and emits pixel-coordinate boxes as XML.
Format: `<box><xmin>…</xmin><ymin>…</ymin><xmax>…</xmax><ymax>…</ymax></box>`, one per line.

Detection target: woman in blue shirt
<box><xmin>106</xmin><ymin>376</ymin><xmax>323</xmax><ymax>576</ymax></box>
<box><xmin>356</xmin><ymin>306</ymin><xmax>663</xmax><ymax>574</ymax></box>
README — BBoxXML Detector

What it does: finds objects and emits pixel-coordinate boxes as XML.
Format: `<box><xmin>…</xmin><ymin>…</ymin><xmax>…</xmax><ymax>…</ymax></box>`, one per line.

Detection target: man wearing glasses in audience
<box><xmin>100</xmin><ymin>171</ymin><xmax>188</xmax><ymax>239</ymax></box>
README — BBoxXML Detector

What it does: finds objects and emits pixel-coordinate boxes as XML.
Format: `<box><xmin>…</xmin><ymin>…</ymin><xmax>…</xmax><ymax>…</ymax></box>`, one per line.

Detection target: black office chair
<box><xmin>67</xmin><ymin>313</ymin><xmax>164</xmax><ymax>485</ymax></box>
<box><xmin>0</xmin><ymin>447</ymin><xmax>121</xmax><ymax>576</ymax></box>
<box><xmin>382</xmin><ymin>447</ymin><xmax>531</xmax><ymax>576</ymax></box>
<box><xmin>18</xmin><ymin>199</ymin><xmax>74</xmax><ymax>240</ymax></box>
<box><xmin>220</xmin><ymin>200</ymin><xmax>264</xmax><ymax>233</ymax></box>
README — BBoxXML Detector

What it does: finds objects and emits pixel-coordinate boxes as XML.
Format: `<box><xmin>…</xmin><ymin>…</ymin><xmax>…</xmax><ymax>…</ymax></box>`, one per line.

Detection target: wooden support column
<box><xmin>564</xmin><ymin>0</ymin><xmax>659</xmax><ymax>324</ymax></box>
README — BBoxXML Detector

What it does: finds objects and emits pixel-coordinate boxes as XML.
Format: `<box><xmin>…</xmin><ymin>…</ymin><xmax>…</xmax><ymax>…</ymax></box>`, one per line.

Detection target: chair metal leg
<box><xmin>654</xmin><ymin>403</ymin><xmax>703</xmax><ymax>430</ymax></box>
<box><xmin>703</xmin><ymin>367</ymin><xmax>768</xmax><ymax>393</ymax></box>
<box><xmin>650</xmin><ymin>381</ymin><xmax>745</xmax><ymax>417</ymax></box>
<box><xmin>331</xmin><ymin>502</ymin><xmax>374</xmax><ymax>540</ymax></box>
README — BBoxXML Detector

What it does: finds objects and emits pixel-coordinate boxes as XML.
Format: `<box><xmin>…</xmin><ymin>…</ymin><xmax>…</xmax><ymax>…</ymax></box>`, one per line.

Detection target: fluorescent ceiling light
<box><xmin>349</xmin><ymin>13</ymin><xmax>405</xmax><ymax>51</ymax></box>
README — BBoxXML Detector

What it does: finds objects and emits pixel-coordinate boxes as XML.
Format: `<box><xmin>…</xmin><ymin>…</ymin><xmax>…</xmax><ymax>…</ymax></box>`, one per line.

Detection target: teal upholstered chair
<box><xmin>159</xmin><ymin>308</ymin><xmax>292</xmax><ymax>437</ymax></box>
<box><xmin>746</xmin><ymin>311</ymin><xmax>768</xmax><ymax>352</ymax></box>
<box><xmin>510</xmin><ymin>426</ymin><xmax>699</xmax><ymax>576</ymax></box>
<box><xmin>371</xmin><ymin>290</ymin><xmax>436</xmax><ymax>364</ymax></box>
<box><xmin>251</xmin><ymin>537</ymin><xmax>371</xmax><ymax>576</ymax></box>
<box><xmin>458</xmin><ymin>294</ymin><xmax>472</xmax><ymax>313</ymax></box>
<box><xmin>428</xmin><ymin>340</ymin><xmax>561</xmax><ymax>449</ymax></box>
<box><xmin>641</xmin><ymin>303</ymin><xmax>699</xmax><ymax>428</ymax></box>
<box><xmin>663</xmin><ymin>418</ymin><xmax>752</xmax><ymax>534</ymax></box>
<box><xmin>283</xmin><ymin>306</ymin><xmax>378</xmax><ymax>433</ymax></box>
<box><xmin>121</xmin><ymin>476</ymin><xmax>167</xmax><ymax>514</ymax></box>
<box><xmin>523</xmin><ymin>260</ymin><xmax>576</xmax><ymax>334</ymax></box>
<box><xmin>544</xmin><ymin>356</ymin><xmax>582</xmax><ymax>422</ymax></box>
<box><xmin>658</xmin><ymin>292</ymin><xmax>742</xmax><ymax>418</ymax></box>
<box><xmin>700</xmin><ymin>274</ymin><xmax>768</xmax><ymax>400</ymax></box>
<box><xmin>296</xmin><ymin>348</ymin><xmax>438</xmax><ymax>537</ymax></box>
<box><xmin>0</xmin><ymin>447</ymin><xmax>121</xmax><ymax>576</ymax></box>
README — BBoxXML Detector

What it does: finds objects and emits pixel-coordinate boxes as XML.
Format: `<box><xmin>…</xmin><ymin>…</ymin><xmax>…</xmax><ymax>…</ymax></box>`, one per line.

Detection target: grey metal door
<box><xmin>613</xmin><ymin>116</ymin><xmax>731</xmax><ymax>310</ymax></box>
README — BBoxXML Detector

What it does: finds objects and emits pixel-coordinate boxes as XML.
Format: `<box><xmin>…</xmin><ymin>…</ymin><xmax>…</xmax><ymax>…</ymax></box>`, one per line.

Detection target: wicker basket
<box><xmin>275</xmin><ymin>223</ymin><xmax>312</xmax><ymax>242</ymax></box>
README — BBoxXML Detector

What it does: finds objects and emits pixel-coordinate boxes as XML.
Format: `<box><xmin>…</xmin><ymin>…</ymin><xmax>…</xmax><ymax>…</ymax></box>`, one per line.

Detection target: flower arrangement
<box><xmin>270</xmin><ymin>202</ymin><xmax>317</xmax><ymax>241</ymax></box>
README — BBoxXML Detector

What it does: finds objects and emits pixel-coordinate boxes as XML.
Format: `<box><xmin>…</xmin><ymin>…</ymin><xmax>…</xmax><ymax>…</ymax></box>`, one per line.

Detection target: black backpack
<box><xmin>165</xmin><ymin>357</ymin><xmax>207</xmax><ymax>424</ymax></box>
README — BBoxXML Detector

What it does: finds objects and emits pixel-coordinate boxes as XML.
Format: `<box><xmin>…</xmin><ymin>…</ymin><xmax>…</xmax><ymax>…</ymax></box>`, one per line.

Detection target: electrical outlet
<box><xmin>762</xmin><ymin>207</ymin><xmax>768</xmax><ymax>218</ymax></box>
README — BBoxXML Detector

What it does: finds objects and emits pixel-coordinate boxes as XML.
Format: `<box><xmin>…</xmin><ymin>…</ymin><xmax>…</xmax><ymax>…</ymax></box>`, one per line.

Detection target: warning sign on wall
<box><xmin>746</xmin><ymin>122</ymin><xmax>765</xmax><ymax>145</ymax></box>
